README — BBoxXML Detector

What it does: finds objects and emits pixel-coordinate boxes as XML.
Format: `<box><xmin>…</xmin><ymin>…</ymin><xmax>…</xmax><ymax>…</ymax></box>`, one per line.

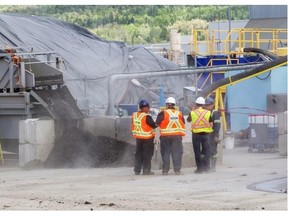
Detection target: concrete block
<box><xmin>82</xmin><ymin>116</ymin><xmax>116</xmax><ymax>139</ymax></box>
<box><xmin>277</xmin><ymin>111</ymin><xmax>287</xmax><ymax>135</ymax></box>
<box><xmin>19</xmin><ymin>119</ymin><xmax>37</xmax><ymax>144</ymax></box>
<box><xmin>35</xmin><ymin>120</ymin><xmax>55</xmax><ymax>145</ymax></box>
<box><xmin>19</xmin><ymin>143</ymin><xmax>36</xmax><ymax>167</ymax></box>
<box><xmin>18</xmin><ymin>120</ymin><xmax>26</xmax><ymax>144</ymax></box>
<box><xmin>19</xmin><ymin>119</ymin><xmax>55</xmax><ymax>165</ymax></box>
<box><xmin>278</xmin><ymin>134</ymin><xmax>287</xmax><ymax>156</ymax></box>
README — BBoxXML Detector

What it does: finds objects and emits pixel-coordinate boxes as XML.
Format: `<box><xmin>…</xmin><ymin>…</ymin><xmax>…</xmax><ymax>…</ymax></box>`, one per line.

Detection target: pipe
<box><xmin>198</xmin><ymin>55</ymin><xmax>287</xmax><ymax>98</ymax></box>
<box><xmin>107</xmin><ymin>63</ymin><xmax>264</xmax><ymax>115</ymax></box>
<box><xmin>243</xmin><ymin>47</ymin><xmax>278</xmax><ymax>60</ymax></box>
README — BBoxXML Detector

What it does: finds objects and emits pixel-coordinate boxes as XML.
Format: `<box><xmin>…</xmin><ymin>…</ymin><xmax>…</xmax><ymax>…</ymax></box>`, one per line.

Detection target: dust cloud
<box><xmin>45</xmin><ymin>120</ymin><xmax>135</xmax><ymax>168</ymax></box>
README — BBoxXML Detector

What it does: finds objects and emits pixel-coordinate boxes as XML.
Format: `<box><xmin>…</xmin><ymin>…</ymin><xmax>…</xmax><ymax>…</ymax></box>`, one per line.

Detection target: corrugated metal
<box><xmin>250</xmin><ymin>5</ymin><xmax>287</xmax><ymax>19</ymax></box>
<box><xmin>241</xmin><ymin>18</ymin><xmax>287</xmax><ymax>53</ymax></box>
<box><xmin>245</xmin><ymin>18</ymin><xmax>287</xmax><ymax>29</ymax></box>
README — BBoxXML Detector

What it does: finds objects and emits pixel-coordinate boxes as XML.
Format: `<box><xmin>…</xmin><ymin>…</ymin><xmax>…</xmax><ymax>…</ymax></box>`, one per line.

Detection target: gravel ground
<box><xmin>0</xmin><ymin>146</ymin><xmax>287</xmax><ymax>212</ymax></box>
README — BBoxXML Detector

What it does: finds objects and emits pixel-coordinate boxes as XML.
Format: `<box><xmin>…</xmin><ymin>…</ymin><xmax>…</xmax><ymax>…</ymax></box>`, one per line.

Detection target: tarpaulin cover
<box><xmin>0</xmin><ymin>14</ymin><xmax>194</xmax><ymax>115</ymax></box>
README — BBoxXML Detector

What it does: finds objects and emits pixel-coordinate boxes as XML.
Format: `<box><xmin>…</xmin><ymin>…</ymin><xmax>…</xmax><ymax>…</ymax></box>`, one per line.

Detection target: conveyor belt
<box><xmin>33</xmin><ymin>86</ymin><xmax>84</xmax><ymax>120</ymax></box>
<box><xmin>23</xmin><ymin>58</ymin><xmax>63</xmax><ymax>86</ymax></box>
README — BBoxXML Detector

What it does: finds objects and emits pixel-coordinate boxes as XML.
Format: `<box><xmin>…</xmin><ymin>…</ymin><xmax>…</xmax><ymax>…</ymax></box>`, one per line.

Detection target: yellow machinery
<box><xmin>190</xmin><ymin>28</ymin><xmax>288</xmax><ymax>133</ymax></box>
<box><xmin>190</xmin><ymin>28</ymin><xmax>287</xmax><ymax>56</ymax></box>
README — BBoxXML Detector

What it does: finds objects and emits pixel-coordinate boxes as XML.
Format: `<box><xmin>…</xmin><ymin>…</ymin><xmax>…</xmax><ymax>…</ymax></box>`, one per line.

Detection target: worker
<box><xmin>204</xmin><ymin>97</ymin><xmax>221</xmax><ymax>172</ymax></box>
<box><xmin>187</xmin><ymin>96</ymin><xmax>213</xmax><ymax>174</ymax></box>
<box><xmin>156</xmin><ymin>97</ymin><xmax>186</xmax><ymax>175</ymax></box>
<box><xmin>131</xmin><ymin>99</ymin><xmax>157</xmax><ymax>175</ymax></box>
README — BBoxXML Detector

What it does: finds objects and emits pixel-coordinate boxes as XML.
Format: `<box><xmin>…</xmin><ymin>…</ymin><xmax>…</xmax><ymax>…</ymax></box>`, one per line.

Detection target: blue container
<box><xmin>117</xmin><ymin>104</ymin><xmax>138</xmax><ymax>116</ymax></box>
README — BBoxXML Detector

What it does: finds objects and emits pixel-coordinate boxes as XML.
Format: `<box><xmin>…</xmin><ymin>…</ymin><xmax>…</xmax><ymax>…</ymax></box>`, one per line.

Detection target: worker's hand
<box><xmin>214</xmin><ymin>136</ymin><xmax>221</xmax><ymax>144</ymax></box>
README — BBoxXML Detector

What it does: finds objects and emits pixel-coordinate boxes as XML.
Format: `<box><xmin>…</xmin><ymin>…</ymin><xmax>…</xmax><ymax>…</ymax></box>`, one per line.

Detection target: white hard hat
<box><xmin>165</xmin><ymin>97</ymin><xmax>176</xmax><ymax>104</ymax></box>
<box><xmin>195</xmin><ymin>97</ymin><xmax>205</xmax><ymax>105</ymax></box>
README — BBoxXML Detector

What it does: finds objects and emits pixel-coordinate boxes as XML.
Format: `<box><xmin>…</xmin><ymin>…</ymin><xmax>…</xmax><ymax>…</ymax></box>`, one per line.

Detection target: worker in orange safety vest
<box><xmin>187</xmin><ymin>96</ymin><xmax>213</xmax><ymax>174</ymax></box>
<box><xmin>132</xmin><ymin>99</ymin><xmax>157</xmax><ymax>175</ymax></box>
<box><xmin>156</xmin><ymin>97</ymin><xmax>186</xmax><ymax>175</ymax></box>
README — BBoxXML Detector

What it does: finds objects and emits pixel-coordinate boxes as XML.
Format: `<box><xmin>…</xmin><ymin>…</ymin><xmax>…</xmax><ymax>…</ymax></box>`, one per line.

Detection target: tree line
<box><xmin>0</xmin><ymin>5</ymin><xmax>249</xmax><ymax>44</ymax></box>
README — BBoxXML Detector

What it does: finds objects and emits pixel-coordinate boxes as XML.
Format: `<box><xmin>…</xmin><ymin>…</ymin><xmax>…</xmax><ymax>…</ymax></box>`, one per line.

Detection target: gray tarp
<box><xmin>0</xmin><ymin>14</ymin><xmax>194</xmax><ymax>115</ymax></box>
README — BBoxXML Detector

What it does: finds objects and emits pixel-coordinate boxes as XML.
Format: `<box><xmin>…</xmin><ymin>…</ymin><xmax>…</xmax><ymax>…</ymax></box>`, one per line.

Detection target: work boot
<box><xmin>143</xmin><ymin>171</ymin><xmax>154</xmax><ymax>175</ymax></box>
<box><xmin>162</xmin><ymin>170</ymin><xmax>168</xmax><ymax>175</ymax></box>
<box><xmin>194</xmin><ymin>168</ymin><xmax>203</xmax><ymax>174</ymax></box>
<box><xmin>211</xmin><ymin>158</ymin><xmax>217</xmax><ymax>172</ymax></box>
<box><xmin>174</xmin><ymin>170</ymin><xmax>181</xmax><ymax>175</ymax></box>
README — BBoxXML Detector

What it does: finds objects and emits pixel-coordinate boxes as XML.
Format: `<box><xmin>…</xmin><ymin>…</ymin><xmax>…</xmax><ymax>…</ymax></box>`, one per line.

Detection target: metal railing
<box><xmin>191</xmin><ymin>28</ymin><xmax>288</xmax><ymax>56</ymax></box>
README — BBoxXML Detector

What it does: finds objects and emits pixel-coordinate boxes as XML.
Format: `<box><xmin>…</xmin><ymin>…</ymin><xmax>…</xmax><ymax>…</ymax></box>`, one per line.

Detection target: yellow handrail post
<box><xmin>211</xmin><ymin>31</ymin><xmax>215</xmax><ymax>55</ymax></box>
<box><xmin>217</xmin><ymin>88</ymin><xmax>227</xmax><ymax>133</ymax></box>
<box><xmin>256</xmin><ymin>31</ymin><xmax>260</xmax><ymax>49</ymax></box>
<box><xmin>193</xmin><ymin>29</ymin><xmax>198</xmax><ymax>54</ymax></box>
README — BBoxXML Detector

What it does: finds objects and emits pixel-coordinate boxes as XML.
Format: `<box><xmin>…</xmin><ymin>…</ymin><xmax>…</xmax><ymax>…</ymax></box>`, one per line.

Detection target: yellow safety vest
<box><xmin>190</xmin><ymin>108</ymin><xmax>213</xmax><ymax>133</ymax></box>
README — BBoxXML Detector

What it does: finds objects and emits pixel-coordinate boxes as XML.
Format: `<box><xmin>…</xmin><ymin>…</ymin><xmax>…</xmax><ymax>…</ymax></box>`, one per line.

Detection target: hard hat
<box><xmin>139</xmin><ymin>99</ymin><xmax>150</xmax><ymax>108</ymax></box>
<box><xmin>195</xmin><ymin>97</ymin><xmax>205</xmax><ymax>105</ymax></box>
<box><xmin>205</xmin><ymin>97</ymin><xmax>214</xmax><ymax>105</ymax></box>
<box><xmin>165</xmin><ymin>97</ymin><xmax>176</xmax><ymax>105</ymax></box>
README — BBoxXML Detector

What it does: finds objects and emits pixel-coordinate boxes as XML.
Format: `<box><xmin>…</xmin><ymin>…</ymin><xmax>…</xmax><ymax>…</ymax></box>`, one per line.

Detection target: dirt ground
<box><xmin>0</xmin><ymin>146</ymin><xmax>287</xmax><ymax>212</ymax></box>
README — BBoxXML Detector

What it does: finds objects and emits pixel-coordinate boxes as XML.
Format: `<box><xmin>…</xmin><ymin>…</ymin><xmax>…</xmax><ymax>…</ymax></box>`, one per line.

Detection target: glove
<box><xmin>214</xmin><ymin>136</ymin><xmax>221</xmax><ymax>144</ymax></box>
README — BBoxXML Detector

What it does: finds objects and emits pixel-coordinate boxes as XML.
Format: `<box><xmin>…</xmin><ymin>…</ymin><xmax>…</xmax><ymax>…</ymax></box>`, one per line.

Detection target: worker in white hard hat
<box><xmin>132</xmin><ymin>99</ymin><xmax>158</xmax><ymax>175</ymax></box>
<box><xmin>204</xmin><ymin>97</ymin><xmax>221</xmax><ymax>172</ymax></box>
<box><xmin>156</xmin><ymin>97</ymin><xmax>186</xmax><ymax>175</ymax></box>
<box><xmin>187</xmin><ymin>96</ymin><xmax>213</xmax><ymax>174</ymax></box>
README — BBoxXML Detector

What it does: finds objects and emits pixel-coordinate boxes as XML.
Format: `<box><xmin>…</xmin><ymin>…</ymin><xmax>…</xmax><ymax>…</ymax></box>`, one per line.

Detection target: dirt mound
<box><xmin>45</xmin><ymin>122</ymin><xmax>135</xmax><ymax>168</ymax></box>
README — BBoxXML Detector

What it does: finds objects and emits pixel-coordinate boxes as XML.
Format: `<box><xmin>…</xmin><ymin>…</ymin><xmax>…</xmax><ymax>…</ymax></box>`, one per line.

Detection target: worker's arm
<box><xmin>180</xmin><ymin>112</ymin><xmax>185</xmax><ymax>124</ymax></box>
<box><xmin>186</xmin><ymin>112</ymin><xmax>191</xmax><ymax>123</ymax></box>
<box><xmin>155</xmin><ymin>111</ymin><xmax>164</xmax><ymax>125</ymax></box>
<box><xmin>212</xmin><ymin>110</ymin><xmax>221</xmax><ymax>137</ymax></box>
<box><xmin>146</xmin><ymin>115</ymin><xmax>158</xmax><ymax>129</ymax></box>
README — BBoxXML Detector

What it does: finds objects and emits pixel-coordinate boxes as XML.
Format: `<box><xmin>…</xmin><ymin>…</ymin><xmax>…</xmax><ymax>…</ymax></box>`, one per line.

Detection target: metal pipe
<box><xmin>8</xmin><ymin>56</ymin><xmax>14</xmax><ymax>93</ymax></box>
<box><xmin>0</xmin><ymin>51</ymin><xmax>56</xmax><ymax>57</ymax></box>
<box><xmin>107</xmin><ymin>63</ymin><xmax>264</xmax><ymax>115</ymax></box>
<box><xmin>20</xmin><ymin>62</ymin><xmax>26</xmax><ymax>88</ymax></box>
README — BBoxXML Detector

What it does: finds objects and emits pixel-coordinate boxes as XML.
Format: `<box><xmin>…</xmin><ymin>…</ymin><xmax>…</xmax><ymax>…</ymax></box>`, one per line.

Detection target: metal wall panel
<box><xmin>250</xmin><ymin>5</ymin><xmax>287</xmax><ymax>19</ymax></box>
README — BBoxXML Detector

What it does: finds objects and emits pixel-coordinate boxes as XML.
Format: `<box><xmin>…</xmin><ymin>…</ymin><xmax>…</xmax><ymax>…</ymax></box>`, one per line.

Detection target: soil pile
<box><xmin>45</xmin><ymin>121</ymin><xmax>135</xmax><ymax>168</ymax></box>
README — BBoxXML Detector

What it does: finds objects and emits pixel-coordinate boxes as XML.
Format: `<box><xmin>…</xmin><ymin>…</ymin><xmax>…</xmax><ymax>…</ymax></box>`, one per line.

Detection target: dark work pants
<box><xmin>160</xmin><ymin>136</ymin><xmax>183</xmax><ymax>172</ymax></box>
<box><xmin>134</xmin><ymin>138</ymin><xmax>154</xmax><ymax>173</ymax></box>
<box><xmin>192</xmin><ymin>133</ymin><xmax>211</xmax><ymax>171</ymax></box>
<box><xmin>209</xmin><ymin>133</ymin><xmax>218</xmax><ymax>157</ymax></box>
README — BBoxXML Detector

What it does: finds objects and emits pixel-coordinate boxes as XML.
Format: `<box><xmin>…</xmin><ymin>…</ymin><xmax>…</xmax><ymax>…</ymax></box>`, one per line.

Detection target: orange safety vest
<box><xmin>131</xmin><ymin>112</ymin><xmax>155</xmax><ymax>139</ymax></box>
<box><xmin>158</xmin><ymin>109</ymin><xmax>186</xmax><ymax>136</ymax></box>
<box><xmin>190</xmin><ymin>108</ymin><xmax>213</xmax><ymax>133</ymax></box>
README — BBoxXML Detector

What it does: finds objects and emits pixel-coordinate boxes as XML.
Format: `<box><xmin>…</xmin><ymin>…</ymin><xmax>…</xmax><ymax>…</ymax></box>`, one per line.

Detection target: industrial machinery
<box><xmin>0</xmin><ymin>47</ymin><xmax>83</xmax><ymax>161</ymax></box>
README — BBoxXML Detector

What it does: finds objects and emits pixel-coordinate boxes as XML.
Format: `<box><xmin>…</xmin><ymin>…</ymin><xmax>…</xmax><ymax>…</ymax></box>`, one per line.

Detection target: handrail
<box><xmin>191</xmin><ymin>28</ymin><xmax>288</xmax><ymax>56</ymax></box>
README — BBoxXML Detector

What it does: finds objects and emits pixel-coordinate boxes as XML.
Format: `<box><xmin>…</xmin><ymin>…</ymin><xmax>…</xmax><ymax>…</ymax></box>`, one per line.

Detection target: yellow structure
<box><xmin>191</xmin><ymin>28</ymin><xmax>288</xmax><ymax>56</ymax></box>
<box><xmin>190</xmin><ymin>28</ymin><xmax>288</xmax><ymax>133</ymax></box>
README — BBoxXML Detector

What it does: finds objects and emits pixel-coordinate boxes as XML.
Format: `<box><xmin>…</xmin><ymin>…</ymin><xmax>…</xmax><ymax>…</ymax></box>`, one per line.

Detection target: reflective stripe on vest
<box><xmin>190</xmin><ymin>108</ymin><xmax>213</xmax><ymax>133</ymax></box>
<box><xmin>212</xmin><ymin>109</ymin><xmax>221</xmax><ymax>124</ymax></box>
<box><xmin>159</xmin><ymin>109</ymin><xmax>185</xmax><ymax>136</ymax></box>
<box><xmin>132</xmin><ymin>112</ymin><xmax>154</xmax><ymax>139</ymax></box>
